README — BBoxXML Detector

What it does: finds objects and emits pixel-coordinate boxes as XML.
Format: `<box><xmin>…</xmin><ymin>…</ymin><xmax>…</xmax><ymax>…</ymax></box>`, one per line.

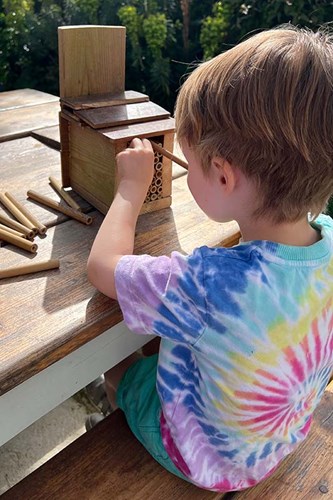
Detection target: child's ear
<box><xmin>211</xmin><ymin>157</ymin><xmax>237</xmax><ymax>194</ymax></box>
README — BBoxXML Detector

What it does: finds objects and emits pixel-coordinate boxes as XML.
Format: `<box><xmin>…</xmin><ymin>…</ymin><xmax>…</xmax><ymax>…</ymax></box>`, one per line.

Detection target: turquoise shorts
<box><xmin>116</xmin><ymin>353</ymin><xmax>188</xmax><ymax>482</ymax></box>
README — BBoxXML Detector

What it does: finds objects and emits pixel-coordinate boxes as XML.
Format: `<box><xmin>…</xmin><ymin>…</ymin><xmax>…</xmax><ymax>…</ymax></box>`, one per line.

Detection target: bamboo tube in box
<box><xmin>0</xmin><ymin>228</ymin><xmax>38</xmax><ymax>253</ymax></box>
<box><xmin>5</xmin><ymin>191</ymin><xmax>47</xmax><ymax>235</ymax></box>
<box><xmin>0</xmin><ymin>259</ymin><xmax>59</xmax><ymax>279</ymax></box>
<box><xmin>150</xmin><ymin>140</ymin><xmax>188</xmax><ymax>170</ymax></box>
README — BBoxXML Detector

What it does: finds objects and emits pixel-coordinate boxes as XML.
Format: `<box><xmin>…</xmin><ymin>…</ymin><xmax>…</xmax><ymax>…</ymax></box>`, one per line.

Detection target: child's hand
<box><xmin>116</xmin><ymin>138</ymin><xmax>155</xmax><ymax>196</ymax></box>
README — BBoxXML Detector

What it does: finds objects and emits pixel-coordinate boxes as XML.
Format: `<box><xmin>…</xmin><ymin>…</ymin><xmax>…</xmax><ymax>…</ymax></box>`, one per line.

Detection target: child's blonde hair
<box><xmin>175</xmin><ymin>25</ymin><xmax>333</xmax><ymax>223</ymax></box>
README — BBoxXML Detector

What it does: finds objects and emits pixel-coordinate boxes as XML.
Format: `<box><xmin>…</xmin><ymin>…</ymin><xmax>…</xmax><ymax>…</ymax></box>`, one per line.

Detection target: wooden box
<box><xmin>58</xmin><ymin>25</ymin><xmax>175</xmax><ymax>214</ymax></box>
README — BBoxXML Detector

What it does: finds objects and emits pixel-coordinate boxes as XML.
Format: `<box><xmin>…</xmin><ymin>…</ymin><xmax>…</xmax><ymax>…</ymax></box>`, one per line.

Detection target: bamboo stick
<box><xmin>0</xmin><ymin>214</ymin><xmax>35</xmax><ymax>239</ymax></box>
<box><xmin>27</xmin><ymin>190</ymin><xmax>93</xmax><ymax>225</ymax></box>
<box><xmin>0</xmin><ymin>228</ymin><xmax>38</xmax><ymax>253</ymax></box>
<box><xmin>49</xmin><ymin>176</ymin><xmax>82</xmax><ymax>211</ymax></box>
<box><xmin>0</xmin><ymin>259</ymin><xmax>59</xmax><ymax>279</ymax></box>
<box><xmin>150</xmin><ymin>141</ymin><xmax>188</xmax><ymax>170</ymax></box>
<box><xmin>0</xmin><ymin>224</ymin><xmax>26</xmax><ymax>239</ymax></box>
<box><xmin>0</xmin><ymin>193</ymin><xmax>37</xmax><ymax>235</ymax></box>
<box><xmin>5</xmin><ymin>191</ymin><xmax>47</xmax><ymax>235</ymax></box>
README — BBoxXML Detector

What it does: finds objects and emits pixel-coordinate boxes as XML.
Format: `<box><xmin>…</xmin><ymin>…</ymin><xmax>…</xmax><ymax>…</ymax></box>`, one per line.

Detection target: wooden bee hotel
<box><xmin>58</xmin><ymin>25</ymin><xmax>175</xmax><ymax>214</ymax></box>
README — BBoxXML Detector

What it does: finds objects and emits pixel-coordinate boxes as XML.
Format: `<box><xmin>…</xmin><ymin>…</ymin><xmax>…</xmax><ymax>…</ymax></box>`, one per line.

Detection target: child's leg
<box><xmin>104</xmin><ymin>339</ymin><xmax>160</xmax><ymax>409</ymax></box>
<box><xmin>104</xmin><ymin>352</ymin><xmax>142</xmax><ymax>409</ymax></box>
<box><xmin>116</xmin><ymin>353</ymin><xmax>189</xmax><ymax>482</ymax></box>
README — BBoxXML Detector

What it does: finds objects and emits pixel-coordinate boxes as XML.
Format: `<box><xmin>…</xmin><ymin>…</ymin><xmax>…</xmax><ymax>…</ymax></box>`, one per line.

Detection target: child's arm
<box><xmin>87</xmin><ymin>138</ymin><xmax>154</xmax><ymax>299</ymax></box>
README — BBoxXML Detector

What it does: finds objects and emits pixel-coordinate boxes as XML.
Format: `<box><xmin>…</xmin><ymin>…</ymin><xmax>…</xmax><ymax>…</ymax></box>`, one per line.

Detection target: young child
<box><xmin>87</xmin><ymin>25</ymin><xmax>333</xmax><ymax>492</ymax></box>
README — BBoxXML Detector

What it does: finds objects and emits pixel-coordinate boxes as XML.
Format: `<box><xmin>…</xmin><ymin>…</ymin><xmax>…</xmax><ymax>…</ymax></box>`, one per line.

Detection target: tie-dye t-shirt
<box><xmin>114</xmin><ymin>214</ymin><xmax>333</xmax><ymax>492</ymax></box>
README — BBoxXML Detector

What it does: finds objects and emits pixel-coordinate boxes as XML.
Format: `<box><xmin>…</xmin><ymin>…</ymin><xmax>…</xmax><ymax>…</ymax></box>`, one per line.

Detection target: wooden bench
<box><xmin>3</xmin><ymin>382</ymin><xmax>332</xmax><ymax>500</ymax></box>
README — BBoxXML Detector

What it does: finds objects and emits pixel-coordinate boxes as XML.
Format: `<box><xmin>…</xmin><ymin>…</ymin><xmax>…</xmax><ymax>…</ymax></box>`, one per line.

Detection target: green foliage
<box><xmin>118</xmin><ymin>5</ymin><xmax>139</xmax><ymax>46</ymax></box>
<box><xmin>117</xmin><ymin>5</ymin><xmax>172</xmax><ymax>107</ymax></box>
<box><xmin>221</xmin><ymin>0</ymin><xmax>333</xmax><ymax>46</ymax></box>
<box><xmin>21</xmin><ymin>3</ymin><xmax>63</xmax><ymax>91</ymax></box>
<box><xmin>62</xmin><ymin>0</ymin><xmax>99</xmax><ymax>24</ymax></box>
<box><xmin>0</xmin><ymin>0</ymin><xmax>99</xmax><ymax>93</ymax></box>
<box><xmin>2</xmin><ymin>0</ymin><xmax>333</xmax><ymax>111</ymax></box>
<box><xmin>143</xmin><ymin>13</ymin><xmax>167</xmax><ymax>57</ymax></box>
<box><xmin>118</xmin><ymin>5</ymin><xmax>142</xmax><ymax>71</ymax></box>
<box><xmin>0</xmin><ymin>1</ymin><xmax>34</xmax><ymax>88</ymax></box>
<box><xmin>200</xmin><ymin>2</ymin><xmax>229</xmax><ymax>60</ymax></box>
<box><xmin>149</xmin><ymin>55</ymin><xmax>170</xmax><ymax>97</ymax></box>
<box><xmin>142</xmin><ymin>14</ymin><xmax>170</xmax><ymax>98</ymax></box>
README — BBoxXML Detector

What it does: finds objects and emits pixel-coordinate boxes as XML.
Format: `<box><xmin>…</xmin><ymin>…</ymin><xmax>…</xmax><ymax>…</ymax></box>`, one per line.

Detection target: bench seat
<box><xmin>3</xmin><ymin>382</ymin><xmax>332</xmax><ymax>499</ymax></box>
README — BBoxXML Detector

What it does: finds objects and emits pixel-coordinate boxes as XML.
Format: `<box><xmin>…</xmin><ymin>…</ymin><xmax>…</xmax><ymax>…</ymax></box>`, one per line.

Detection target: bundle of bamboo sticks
<box><xmin>0</xmin><ymin>192</ymin><xmax>45</xmax><ymax>254</ymax></box>
<box><xmin>0</xmin><ymin>178</ymin><xmax>92</xmax><ymax>279</ymax></box>
<box><xmin>28</xmin><ymin>176</ymin><xmax>93</xmax><ymax>226</ymax></box>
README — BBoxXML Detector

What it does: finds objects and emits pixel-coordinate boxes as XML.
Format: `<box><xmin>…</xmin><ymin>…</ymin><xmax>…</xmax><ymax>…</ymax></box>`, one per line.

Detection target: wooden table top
<box><xmin>0</xmin><ymin>89</ymin><xmax>60</xmax><ymax>143</ymax></box>
<box><xmin>0</xmin><ymin>89</ymin><xmax>240</xmax><ymax>397</ymax></box>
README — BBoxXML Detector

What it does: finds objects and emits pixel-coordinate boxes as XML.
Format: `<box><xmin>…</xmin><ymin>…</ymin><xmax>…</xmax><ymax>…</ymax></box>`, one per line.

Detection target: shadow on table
<box><xmin>41</xmin><ymin>203</ymin><xmax>184</xmax><ymax>317</ymax></box>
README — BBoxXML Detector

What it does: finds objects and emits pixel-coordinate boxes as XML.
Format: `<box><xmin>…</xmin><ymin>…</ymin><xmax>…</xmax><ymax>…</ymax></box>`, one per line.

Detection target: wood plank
<box><xmin>75</xmin><ymin>101</ymin><xmax>170</xmax><ymax>129</ymax></box>
<box><xmin>0</xmin><ymin>89</ymin><xmax>58</xmax><ymax>111</ymax></box>
<box><xmin>68</xmin><ymin>121</ymin><xmax>117</xmax><ymax>210</ymax></box>
<box><xmin>0</xmin><ymin>210</ymin><xmax>116</xmax><ymax>396</ymax></box>
<box><xmin>59</xmin><ymin>114</ymin><xmax>71</xmax><ymax>186</ymax></box>
<box><xmin>61</xmin><ymin>90</ymin><xmax>149</xmax><ymax>110</ymax></box>
<box><xmin>102</xmin><ymin>117</ymin><xmax>175</xmax><ymax>142</ymax></box>
<box><xmin>58</xmin><ymin>26</ymin><xmax>125</xmax><ymax>98</ymax></box>
<box><xmin>234</xmin><ymin>382</ymin><xmax>333</xmax><ymax>499</ymax></box>
<box><xmin>0</xmin><ymin>320</ymin><xmax>155</xmax><ymax>448</ymax></box>
<box><xmin>65</xmin><ymin>122</ymin><xmax>173</xmax><ymax>215</ymax></box>
<box><xmin>0</xmin><ymin>101</ymin><xmax>60</xmax><ymax>142</ymax></box>
<box><xmin>161</xmin><ymin>132</ymin><xmax>174</xmax><ymax>198</ymax></box>
<box><xmin>31</xmin><ymin>125</ymin><xmax>60</xmax><ymax>150</ymax></box>
<box><xmin>1</xmin><ymin>410</ymin><xmax>224</xmax><ymax>500</ymax></box>
<box><xmin>0</xmin><ymin>171</ymin><xmax>239</xmax><ymax>396</ymax></box>
<box><xmin>0</xmin><ymin>136</ymin><xmax>90</xmax><ymax>229</ymax></box>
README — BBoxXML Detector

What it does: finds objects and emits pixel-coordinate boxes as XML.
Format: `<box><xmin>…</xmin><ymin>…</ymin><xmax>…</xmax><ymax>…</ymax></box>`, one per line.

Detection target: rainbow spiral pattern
<box><xmin>115</xmin><ymin>214</ymin><xmax>333</xmax><ymax>491</ymax></box>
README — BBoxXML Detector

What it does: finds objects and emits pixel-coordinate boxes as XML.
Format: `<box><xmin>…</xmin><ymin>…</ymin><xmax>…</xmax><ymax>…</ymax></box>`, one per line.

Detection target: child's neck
<box><xmin>238</xmin><ymin>216</ymin><xmax>321</xmax><ymax>247</ymax></box>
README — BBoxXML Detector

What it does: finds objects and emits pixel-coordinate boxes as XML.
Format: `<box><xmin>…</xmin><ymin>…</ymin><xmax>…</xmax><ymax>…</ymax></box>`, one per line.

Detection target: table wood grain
<box><xmin>0</xmin><ymin>88</ymin><xmax>59</xmax><ymax>111</ymax></box>
<box><xmin>31</xmin><ymin>125</ymin><xmax>60</xmax><ymax>150</ymax></box>
<box><xmin>0</xmin><ymin>172</ymin><xmax>239</xmax><ymax>396</ymax></box>
<box><xmin>0</xmin><ymin>136</ymin><xmax>91</xmax><ymax>227</ymax></box>
<box><xmin>0</xmin><ymin>89</ymin><xmax>239</xmax><ymax>400</ymax></box>
<box><xmin>0</xmin><ymin>101</ymin><xmax>60</xmax><ymax>142</ymax></box>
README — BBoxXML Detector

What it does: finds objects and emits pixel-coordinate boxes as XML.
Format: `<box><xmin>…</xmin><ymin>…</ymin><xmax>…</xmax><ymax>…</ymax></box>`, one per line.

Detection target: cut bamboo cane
<box><xmin>0</xmin><ymin>228</ymin><xmax>38</xmax><ymax>253</ymax></box>
<box><xmin>150</xmin><ymin>141</ymin><xmax>188</xmax><ymax>170</ymax></box>
<box><xmin>0</xmin><ymin>259</ymin><xmax>59</xmax><ymax>279</ymax></box>
<box><xmin>27</xmin><ymin>190</ymin><xmax>93</xmax><ymax>225</ymax></box>
<box><xmin>0</xmin><ymin>214</ymin><xmax>35</xmax><ymax>239</ymax></box>
<box><xmin>49</xmin><ymin>176</ymin><xmax>82</xmax><ymax>211</ymax></box>
<box><xmin>0</xmin><ymin>193</ymin><xmax>37</xmax><ymax>235</ymax></box>
<box><xmin>5</xmin><ymin>191</ymin><xmax>47</xmax><ymax>235</ymax></box>
<box><xmin>0</xmin><ymin>224</ymin><xmax>26</xmax><ymax>239</ymax></box>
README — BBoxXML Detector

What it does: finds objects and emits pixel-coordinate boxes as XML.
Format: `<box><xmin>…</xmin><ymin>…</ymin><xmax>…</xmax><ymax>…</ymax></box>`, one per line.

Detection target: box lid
<box><xmin>61</xmin><ymin>91</ymin><xmax>149</xmax><ymax>110</ymax></box>
<box><xmin>100</xmin><ymin>117</ymin><xmax>175</xmax><ymax>142</ymax></box>
<box><xmin>74</xmin><ymin>101</ymin><xmax>170</xmax><ymax>129</ymax></box>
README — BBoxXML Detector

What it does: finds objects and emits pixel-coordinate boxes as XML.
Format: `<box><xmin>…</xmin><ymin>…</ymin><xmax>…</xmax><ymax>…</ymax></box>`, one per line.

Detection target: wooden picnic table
<box><xmin>1</xmin><ymin>89</ymin><xmax>332</xmax><ymax>500</ymax></box>
<box><xmin>0</xmin><ymin>89</ymin><xmax>240</xmax><ymax>446</ymax></box>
